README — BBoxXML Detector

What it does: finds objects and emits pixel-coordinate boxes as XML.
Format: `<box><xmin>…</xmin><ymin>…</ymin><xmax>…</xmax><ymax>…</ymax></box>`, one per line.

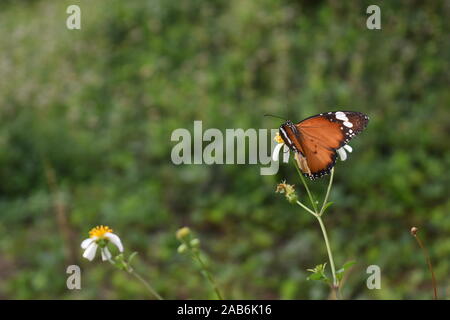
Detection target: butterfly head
<box><xmin>280</xmin><ymin>120</ymin><xmax>296</xmax><ymax>133</ymax></box>
<box><xmin>278</xmin><ymin>120</ymin><xmax>300</xmax><ymax>152</ymax></box>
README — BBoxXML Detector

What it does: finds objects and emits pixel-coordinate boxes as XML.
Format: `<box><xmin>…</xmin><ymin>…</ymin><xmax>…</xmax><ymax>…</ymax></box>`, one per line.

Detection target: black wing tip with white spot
<box><xmin>322</xmin><ymin>111</ymin><xmax>369</xmax><ymax>149</ymax></box>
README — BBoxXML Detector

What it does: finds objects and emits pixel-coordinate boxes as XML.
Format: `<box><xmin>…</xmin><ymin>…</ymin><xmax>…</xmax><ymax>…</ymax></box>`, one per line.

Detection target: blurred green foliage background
<box><xmin>0</xmin><ymin>0</ymin><xmax>449</xmax><ymax>299</ymax></box>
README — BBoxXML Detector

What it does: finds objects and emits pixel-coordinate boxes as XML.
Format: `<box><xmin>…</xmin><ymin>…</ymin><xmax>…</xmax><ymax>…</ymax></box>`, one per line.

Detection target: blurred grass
<box><xmin>0</xmin><ymin>0</ymin><xmax>449</xmax><ymax>299</ymax></box>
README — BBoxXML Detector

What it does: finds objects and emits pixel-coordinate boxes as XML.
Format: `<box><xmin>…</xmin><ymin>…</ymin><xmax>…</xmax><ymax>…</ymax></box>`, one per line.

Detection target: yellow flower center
<box><xmin>274</xmin><ymin>132</ymin><xmax>284</xmax><ymax>144</ymax></box>
<box><xmin>89</xmin><ymin>225</ymin><xmax>113</xmax><ymax>239</ymax></box>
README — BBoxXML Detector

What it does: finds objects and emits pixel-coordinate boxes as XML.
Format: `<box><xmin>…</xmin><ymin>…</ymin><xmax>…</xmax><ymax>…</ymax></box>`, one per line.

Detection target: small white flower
<box><xmin>82</xmin><ymin>238</ymin><xmax>98</xmax><ymax>261</ymax></box>
<box><xmin>101</xmin><ymin>247</ymin><xmax>112</xmax><ymax>261</ymax></box>
<box><xmin>81</xmin><ymin>225</ymin><xmax>124</xmax><ymax>262</ymax></box>
<box><xmin>337</xmin><ymin>144</ymin><xmax>352</xmax><ymax>161</ymax></box>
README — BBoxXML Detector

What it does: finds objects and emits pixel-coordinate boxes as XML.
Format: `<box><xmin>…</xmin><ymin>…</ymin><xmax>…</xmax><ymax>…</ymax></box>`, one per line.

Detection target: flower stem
<box><xmin>293</xmin><ymin>157</ymin><xmax>318</xmax><ymax>212</ymax></box>
<box><xmin>292</xmin><ymin>160</ymin><xmax>339</xmax><ymax>298</ymax></box>
<box><xmin>107</xmin><ymin>257</ymin><xmax>163</xmax><ymax>300</ymax></box>
<box><xmin>128</xmin><ymin>269</ymin><xmax>164</xmax><ymax>300</ymax></box>
<box><xmin>192</xmin><ymin>250</ymin><xmax>224</xmax><ymax>300</ymax></box>
<box><xmin>412</xmin><ymin>230</ymin><xmax>438</xmax><ymax>300</ymax></box>
<box><xmin>316</xmin><ymin>214</ymin><xmax>338</xmax><ymax>290</ymax></box>
<box><xmin>296</xmin><ymin>200</ymin><xmax>316</xmax><ymax>216</ymax></box>
<box><xmin>320</xmin><ymin>168</ymin><xmax>334</xmax><ymax>216</ymax></box>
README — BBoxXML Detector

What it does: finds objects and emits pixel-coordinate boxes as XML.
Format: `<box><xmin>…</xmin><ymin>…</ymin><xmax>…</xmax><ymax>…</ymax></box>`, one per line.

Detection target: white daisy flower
<box><xmin>81</xmin><ymin>225</ymin><xmax>124</xmax><ymax>262</ymax></box>
<box><xmin>336</xmin><ymin>144</ymin><xmax>352</xmax><ymax>161</ymax></box>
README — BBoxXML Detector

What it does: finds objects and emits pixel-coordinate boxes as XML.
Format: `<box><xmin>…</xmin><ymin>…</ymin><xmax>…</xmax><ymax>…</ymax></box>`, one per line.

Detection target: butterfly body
<box><xmin>279</xmin><ymin>111</ymin><xmax>369</xmax><ymax>179</ymax></box>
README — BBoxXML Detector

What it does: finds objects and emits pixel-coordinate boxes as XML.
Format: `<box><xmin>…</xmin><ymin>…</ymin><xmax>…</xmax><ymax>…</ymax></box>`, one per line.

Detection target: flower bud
<box><xmin>176</xmin><ymin>227</ymin><xmax>191</xmax><ymax>240</ymax></box>
<box><xmin>177</xmin><ymin>243</ymin><xmax>188</xmax><ymax>254</ymax></box>
<box><xmin>190</xmin><ymin>238</ymin><xmax>200</xmax><ymax>248</ymax></box>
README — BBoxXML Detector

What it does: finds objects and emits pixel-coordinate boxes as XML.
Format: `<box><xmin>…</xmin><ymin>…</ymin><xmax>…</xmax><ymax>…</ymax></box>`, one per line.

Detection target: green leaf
<box><xmin>342</xmin><ymin>261</ymin><xmax>356</xmax><ymax>269</ymax></box>
<box><xmin>128</xmin><ymin>252</ymin><xmax>138</xmax><ymax>265</ymax></box>
<box><xmin>336</xmin><ymin>261</ymin><xmax>356</xmax><ymax>281</ymax></box>
<box><xmin>321</xmin><ymin>202</ymin><xmax>334</xmax><ymax>213</ymax></box>
<box><xmin>307</xmin><ymin>262</ymin><xmax>327</xmax><ymax>273</ymax></box>
<box><xmin>113</xmin><ymin>254</ymin><xmax>127</xmax><ymax>270</ymax></box>
<box><xmin>306</xmin><ymin>263</ymin><xmax>330</xmax><ymax>283</ymax></box>
<box><xmin>307</xmin><ymin>272</ymin><xmax>327</xmax><ymax>281</ymax></box>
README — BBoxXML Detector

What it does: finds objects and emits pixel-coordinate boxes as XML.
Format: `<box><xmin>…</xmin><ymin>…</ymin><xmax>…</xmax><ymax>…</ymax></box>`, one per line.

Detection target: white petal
<box><xmin>282</xmin><ymin>144</ymin><xmax>290</xmax><ymax>163</ymax></box>
<box><xmin>105</xmin><ymin>232</ymin><xmax>124</xmax><ymax>252</ymax></box>
<box><xmin>337</xmin><ymin>147</ymin><xmax>347</xmax><ymax>161</ymax></box>
<box><xmin>82</xmin><ymin>243</ymin><xmax>98</xmax><ymax>261</ymax></box>
<box><xmin>272</xmin><ymin>143</ymin><xmax>284</xmax><ymax>162</ymax></box>
<box><xmin>81</xmin><ymin>237</ymin><xmax>97</xmax><ymax>249</ymax></box>
<box><xmin>343</xmin><ymin>144</ymin><xmax>352</xmax><ymax>153</ymax></box>
<box><xmin>101</xmin><ymin>247</ymin><xmax>112</xmax><ymax>261</ymax></box>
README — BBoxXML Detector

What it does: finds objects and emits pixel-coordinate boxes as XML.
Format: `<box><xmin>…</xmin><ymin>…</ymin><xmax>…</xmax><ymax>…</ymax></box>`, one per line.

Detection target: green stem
<box><xmin>107</xmin><ymin>257</ymin><xmax>163</xmax><ymax>300</ymax></box>
<box><xmin>319</xmin><ymin>168</ymin><xmax>334</xmax><ymax>216</ymax></box>
<box><xmin>293</xmin><ymin>157</ymin><xmax>318</xmax><ymax>212</ymax></box>
<box><xmin>128</xmin><ymin>269</ymin><xmax>164</xmax><ymax>300</ymax></box>
<box><xmin>316</xmin><ymin>214</ymin><xmax>338</xmax><ymax>289</ymax></box>
<box><xmin>292</xmin><ymin>160</ymin><xmax>338</xmax><ymax>297</ymax></box>
<box><xmin>296</xmin><ymin>200</ymin><xmax>317</xmax><ymax>216</ymax></box>
<box><xmin>193</xmin><ymin>251</ymin><xmax>224</xmax><ymax>300</ymax></box>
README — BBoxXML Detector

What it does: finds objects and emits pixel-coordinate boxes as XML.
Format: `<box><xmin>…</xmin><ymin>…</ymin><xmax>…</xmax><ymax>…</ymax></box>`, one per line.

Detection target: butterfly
<box><xmin>278</xmin><ymin>111</ymin><xmax>369</xmax><ymax>179</ymax></box>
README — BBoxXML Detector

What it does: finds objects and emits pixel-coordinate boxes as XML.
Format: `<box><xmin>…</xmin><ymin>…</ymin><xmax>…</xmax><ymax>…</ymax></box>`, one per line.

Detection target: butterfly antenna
<box><xmin>264</xmin><ymin>114</ymin><xmax>287</xmax><ymax>121</ymax></box>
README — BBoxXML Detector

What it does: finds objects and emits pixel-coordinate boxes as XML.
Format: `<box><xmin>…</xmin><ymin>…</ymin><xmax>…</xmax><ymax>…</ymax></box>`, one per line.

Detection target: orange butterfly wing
<box><xmin>295</xmin><ymin>111</ymin><xmax>369</xmax><ymax>179</ymax></box>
